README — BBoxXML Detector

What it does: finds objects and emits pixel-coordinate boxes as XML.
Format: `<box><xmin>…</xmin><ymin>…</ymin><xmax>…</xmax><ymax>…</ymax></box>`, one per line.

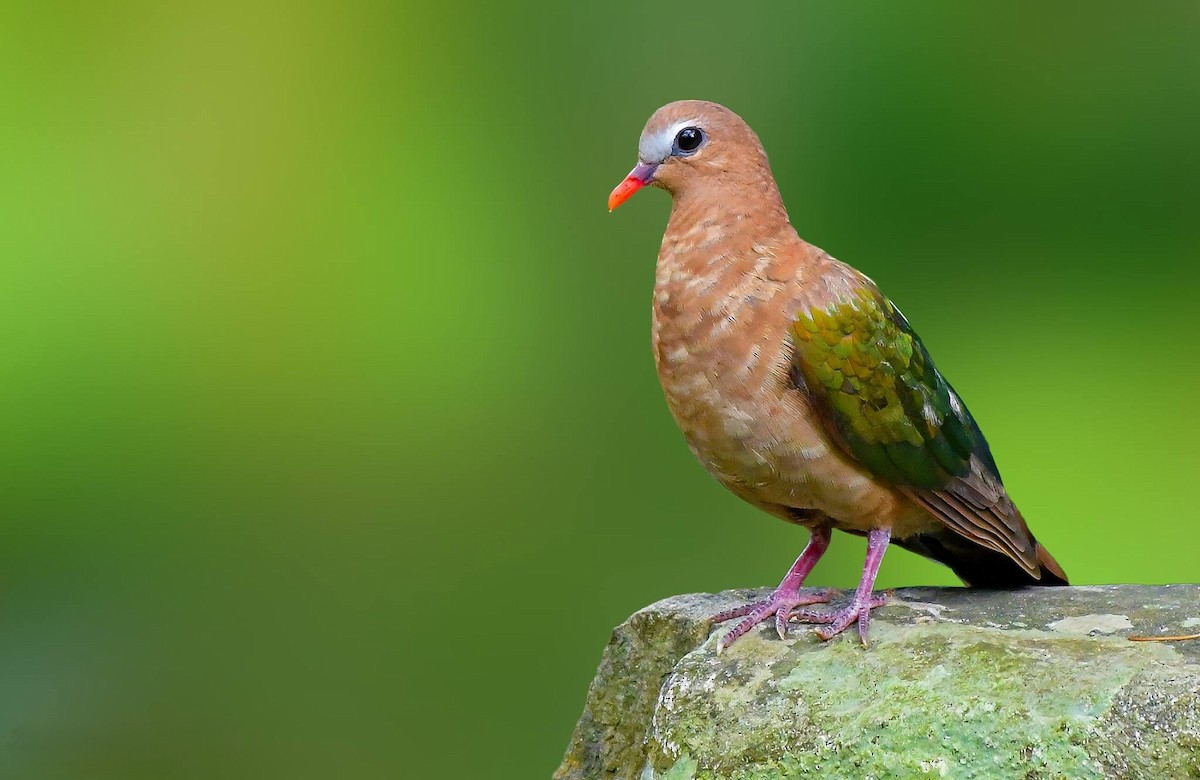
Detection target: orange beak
<box><xmin>608</xmin><ymin>161</ymin><xmax>659</xmax><ymax>211</ymax></box>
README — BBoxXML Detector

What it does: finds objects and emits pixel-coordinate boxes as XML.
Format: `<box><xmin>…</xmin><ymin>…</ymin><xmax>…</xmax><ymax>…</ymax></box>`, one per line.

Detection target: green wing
<box><xmin>790</xmin><ymin>286</ymin><xmax>1040</xmax><ymax>576</ymax></box>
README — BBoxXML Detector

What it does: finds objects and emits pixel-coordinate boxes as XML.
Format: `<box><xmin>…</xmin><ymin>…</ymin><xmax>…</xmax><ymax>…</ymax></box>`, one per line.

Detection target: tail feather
<box><xmin>1034</xmin><ymin>541</ymin><xmax>1069</xmax><ymax>585</ymax></box>
<box><xmin>895</xmin><ymin>529</ymin><xmax>1069</xmax><ymax>588</ymax></box>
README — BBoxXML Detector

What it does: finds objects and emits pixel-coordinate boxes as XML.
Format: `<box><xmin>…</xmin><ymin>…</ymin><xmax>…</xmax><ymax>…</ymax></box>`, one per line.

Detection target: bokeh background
<box><xmin>1</xmin><ymin>2</ymin><xmax>1197</xmax><ymax>777</ymax></box>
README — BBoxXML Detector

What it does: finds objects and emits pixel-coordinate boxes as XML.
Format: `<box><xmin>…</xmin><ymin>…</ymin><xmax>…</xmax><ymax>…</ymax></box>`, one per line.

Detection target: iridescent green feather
<box><xmin>791</xmin><ymin>288</ymin><xmax>993</xmax><ymax>491</ymax></box>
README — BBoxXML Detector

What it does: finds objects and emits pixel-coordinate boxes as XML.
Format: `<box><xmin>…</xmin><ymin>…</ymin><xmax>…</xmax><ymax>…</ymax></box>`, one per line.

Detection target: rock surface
<box><xmin>555</xmin><ymin>586</ymin><xmax>1200</xmax><ymax>780</ymax></box>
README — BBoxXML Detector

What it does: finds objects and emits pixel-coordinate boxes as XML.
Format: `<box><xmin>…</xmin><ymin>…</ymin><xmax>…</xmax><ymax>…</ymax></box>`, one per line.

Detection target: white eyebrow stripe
<box><xmin>639</xmin><ymin>118</ymin><xmax>702</xmax><ymax>163</ymax></box>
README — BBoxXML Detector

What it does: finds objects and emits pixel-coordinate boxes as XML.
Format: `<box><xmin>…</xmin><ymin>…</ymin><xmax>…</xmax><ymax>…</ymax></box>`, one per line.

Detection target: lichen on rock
<box><xmin>555</xmin><ymin>586</ymin><xmax>1200</xmax><ymax>780</ymax></box>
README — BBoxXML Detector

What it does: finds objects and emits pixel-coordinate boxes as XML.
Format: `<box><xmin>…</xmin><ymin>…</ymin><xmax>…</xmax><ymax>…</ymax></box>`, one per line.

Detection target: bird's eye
<box><xmin>673</xmin><ymin>127</ymin><xmax>704</xmax><ymax>155</ymax></box>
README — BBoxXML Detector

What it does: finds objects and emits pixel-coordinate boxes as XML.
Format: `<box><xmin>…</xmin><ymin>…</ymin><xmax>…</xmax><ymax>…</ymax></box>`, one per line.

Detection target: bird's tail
<box><xmin>895</xmin><ymin>529</ymin><xmax>1069</xmax><ymax>588</ymax></box>
<box><xmin>1033</xmin><ymin>540</ymin><xmax>1069</xmax><ymax>585</ymax></box>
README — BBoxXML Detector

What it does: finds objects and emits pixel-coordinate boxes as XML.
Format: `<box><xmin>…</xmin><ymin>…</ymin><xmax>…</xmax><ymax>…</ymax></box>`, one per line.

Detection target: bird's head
<box><xmin>608</xmin><ymin>100</ymin><xmax>771</xmax><ymax>211</ymax></box>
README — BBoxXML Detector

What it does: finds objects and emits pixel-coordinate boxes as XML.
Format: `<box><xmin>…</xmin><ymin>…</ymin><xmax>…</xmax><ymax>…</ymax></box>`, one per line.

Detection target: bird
<box><xmin>608</xmin><ymin>100</ymin><xmax>1067</xmax><ymax>650</ymax></box>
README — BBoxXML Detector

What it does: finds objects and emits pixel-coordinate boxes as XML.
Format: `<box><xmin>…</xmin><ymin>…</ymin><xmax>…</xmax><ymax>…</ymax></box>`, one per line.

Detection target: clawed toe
<box><xmin>710</xmin><ymin>599</ymin><xmax>770</xmax><ymax>624</ymax></box>
<box><xmin>712</xmin><ymin>588</ymin><xmax>893</xmax><ymax>649</ymax></box>
<box><xmin>711</xmin><ymin>529</ymin><xmax>893</xmax><ymax>651</ymax></box>
<box><xmin>799</xmin><ymin>590</ymin><xmax>891</xmax><ymax>645</ymax></box>
<box><xmin>711</xmin><ymin>589</ymin><xmax>830</xmax><ymax>651</ymax></box>
<box><xmin>790</xmin><ymin>606</ymin><xmax>835</xmax><ymax>624</ymax></box>
<box><xmin>709</xmin><ymin>529</ymin><xmax>835</xmax><ymax>652</ymax></box>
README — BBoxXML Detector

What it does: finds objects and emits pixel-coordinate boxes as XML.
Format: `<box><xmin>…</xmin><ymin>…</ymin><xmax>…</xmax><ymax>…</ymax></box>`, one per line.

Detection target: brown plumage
<box><xmin>609</xmin><ymin>100</ymin><xmax>1067</xmax><ymax>648</ymax></box>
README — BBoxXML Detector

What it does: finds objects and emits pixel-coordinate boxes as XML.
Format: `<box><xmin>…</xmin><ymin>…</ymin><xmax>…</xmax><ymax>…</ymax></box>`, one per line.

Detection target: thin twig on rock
<box><xmin>1128</xmin><ymin>632</ymin><xmax>1200</xmax><ymax>642</ymax></box>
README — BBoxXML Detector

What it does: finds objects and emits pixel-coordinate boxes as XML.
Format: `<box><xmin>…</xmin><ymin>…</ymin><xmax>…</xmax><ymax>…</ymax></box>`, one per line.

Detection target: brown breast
<box><xmin>649</xmin><ymin>207</ymin><xmax>930</xmax><ymax>536</ymax></box>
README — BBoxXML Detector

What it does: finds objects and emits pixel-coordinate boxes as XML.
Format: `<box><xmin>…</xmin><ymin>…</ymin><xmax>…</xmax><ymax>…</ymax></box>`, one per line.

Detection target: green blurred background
<box><xmin>1</xmin><ymin>2</ymin><xmax>1197</xmax><ymax>777</ymax></box>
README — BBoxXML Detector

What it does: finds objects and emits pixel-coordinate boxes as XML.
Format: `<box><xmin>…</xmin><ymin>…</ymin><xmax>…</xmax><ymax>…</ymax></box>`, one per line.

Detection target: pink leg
<box><xmin>711</xmin><ymin>527</ymin><xmax>832</xmax><ymax>651</ymax></box>
<box><xmin>792</xmin><ymin>527</ymin><xmax>891</xmax><ymax>645</ymax></box>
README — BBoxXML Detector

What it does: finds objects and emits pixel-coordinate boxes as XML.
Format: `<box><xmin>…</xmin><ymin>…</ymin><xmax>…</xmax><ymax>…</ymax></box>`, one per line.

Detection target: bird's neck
<box><xmin>660</xmin><ymin>185</ymin><xmax>794</xmax><ymax>272</ymax></box>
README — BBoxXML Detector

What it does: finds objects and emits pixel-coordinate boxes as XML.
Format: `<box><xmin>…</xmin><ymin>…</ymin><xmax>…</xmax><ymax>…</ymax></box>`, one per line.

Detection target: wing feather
<box><xmin>790</xmin><ymin>284</ymin><xmax>1041</xmax><ymax>578</ymax></box>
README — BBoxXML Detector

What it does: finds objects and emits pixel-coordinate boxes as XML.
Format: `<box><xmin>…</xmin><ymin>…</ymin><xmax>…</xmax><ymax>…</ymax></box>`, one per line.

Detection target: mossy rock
<box><xmin>555</xmin><ymin>586</ymin><xmax>1200</xmax><ymax>779</ymax></box>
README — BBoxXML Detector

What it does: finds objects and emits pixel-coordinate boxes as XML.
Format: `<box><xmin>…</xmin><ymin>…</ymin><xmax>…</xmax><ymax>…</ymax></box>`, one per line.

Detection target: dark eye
<box><xmin>674</xmin><ymin>127</ymin><xmax>704</xmax><ymax>155</ymax></box>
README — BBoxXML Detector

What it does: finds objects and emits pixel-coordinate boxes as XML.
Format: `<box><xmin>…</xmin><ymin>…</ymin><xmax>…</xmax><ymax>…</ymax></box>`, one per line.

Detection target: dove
<box><xmin>609</xmin><ymin>100</ymin><xmax>1067</xmax><ymax>649</ymax></box>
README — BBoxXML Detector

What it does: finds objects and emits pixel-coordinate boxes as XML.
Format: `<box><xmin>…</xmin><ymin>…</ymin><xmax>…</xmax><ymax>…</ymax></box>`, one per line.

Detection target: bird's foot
<box><xmin>791</xmin><ymin>591</ymin><xmax>891</xmax><ymax>645</ymax></box>
<box><xmin>710</xmin><ymin>588</ymin><xmax>831</xmax><ymax>652</ymax></box>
